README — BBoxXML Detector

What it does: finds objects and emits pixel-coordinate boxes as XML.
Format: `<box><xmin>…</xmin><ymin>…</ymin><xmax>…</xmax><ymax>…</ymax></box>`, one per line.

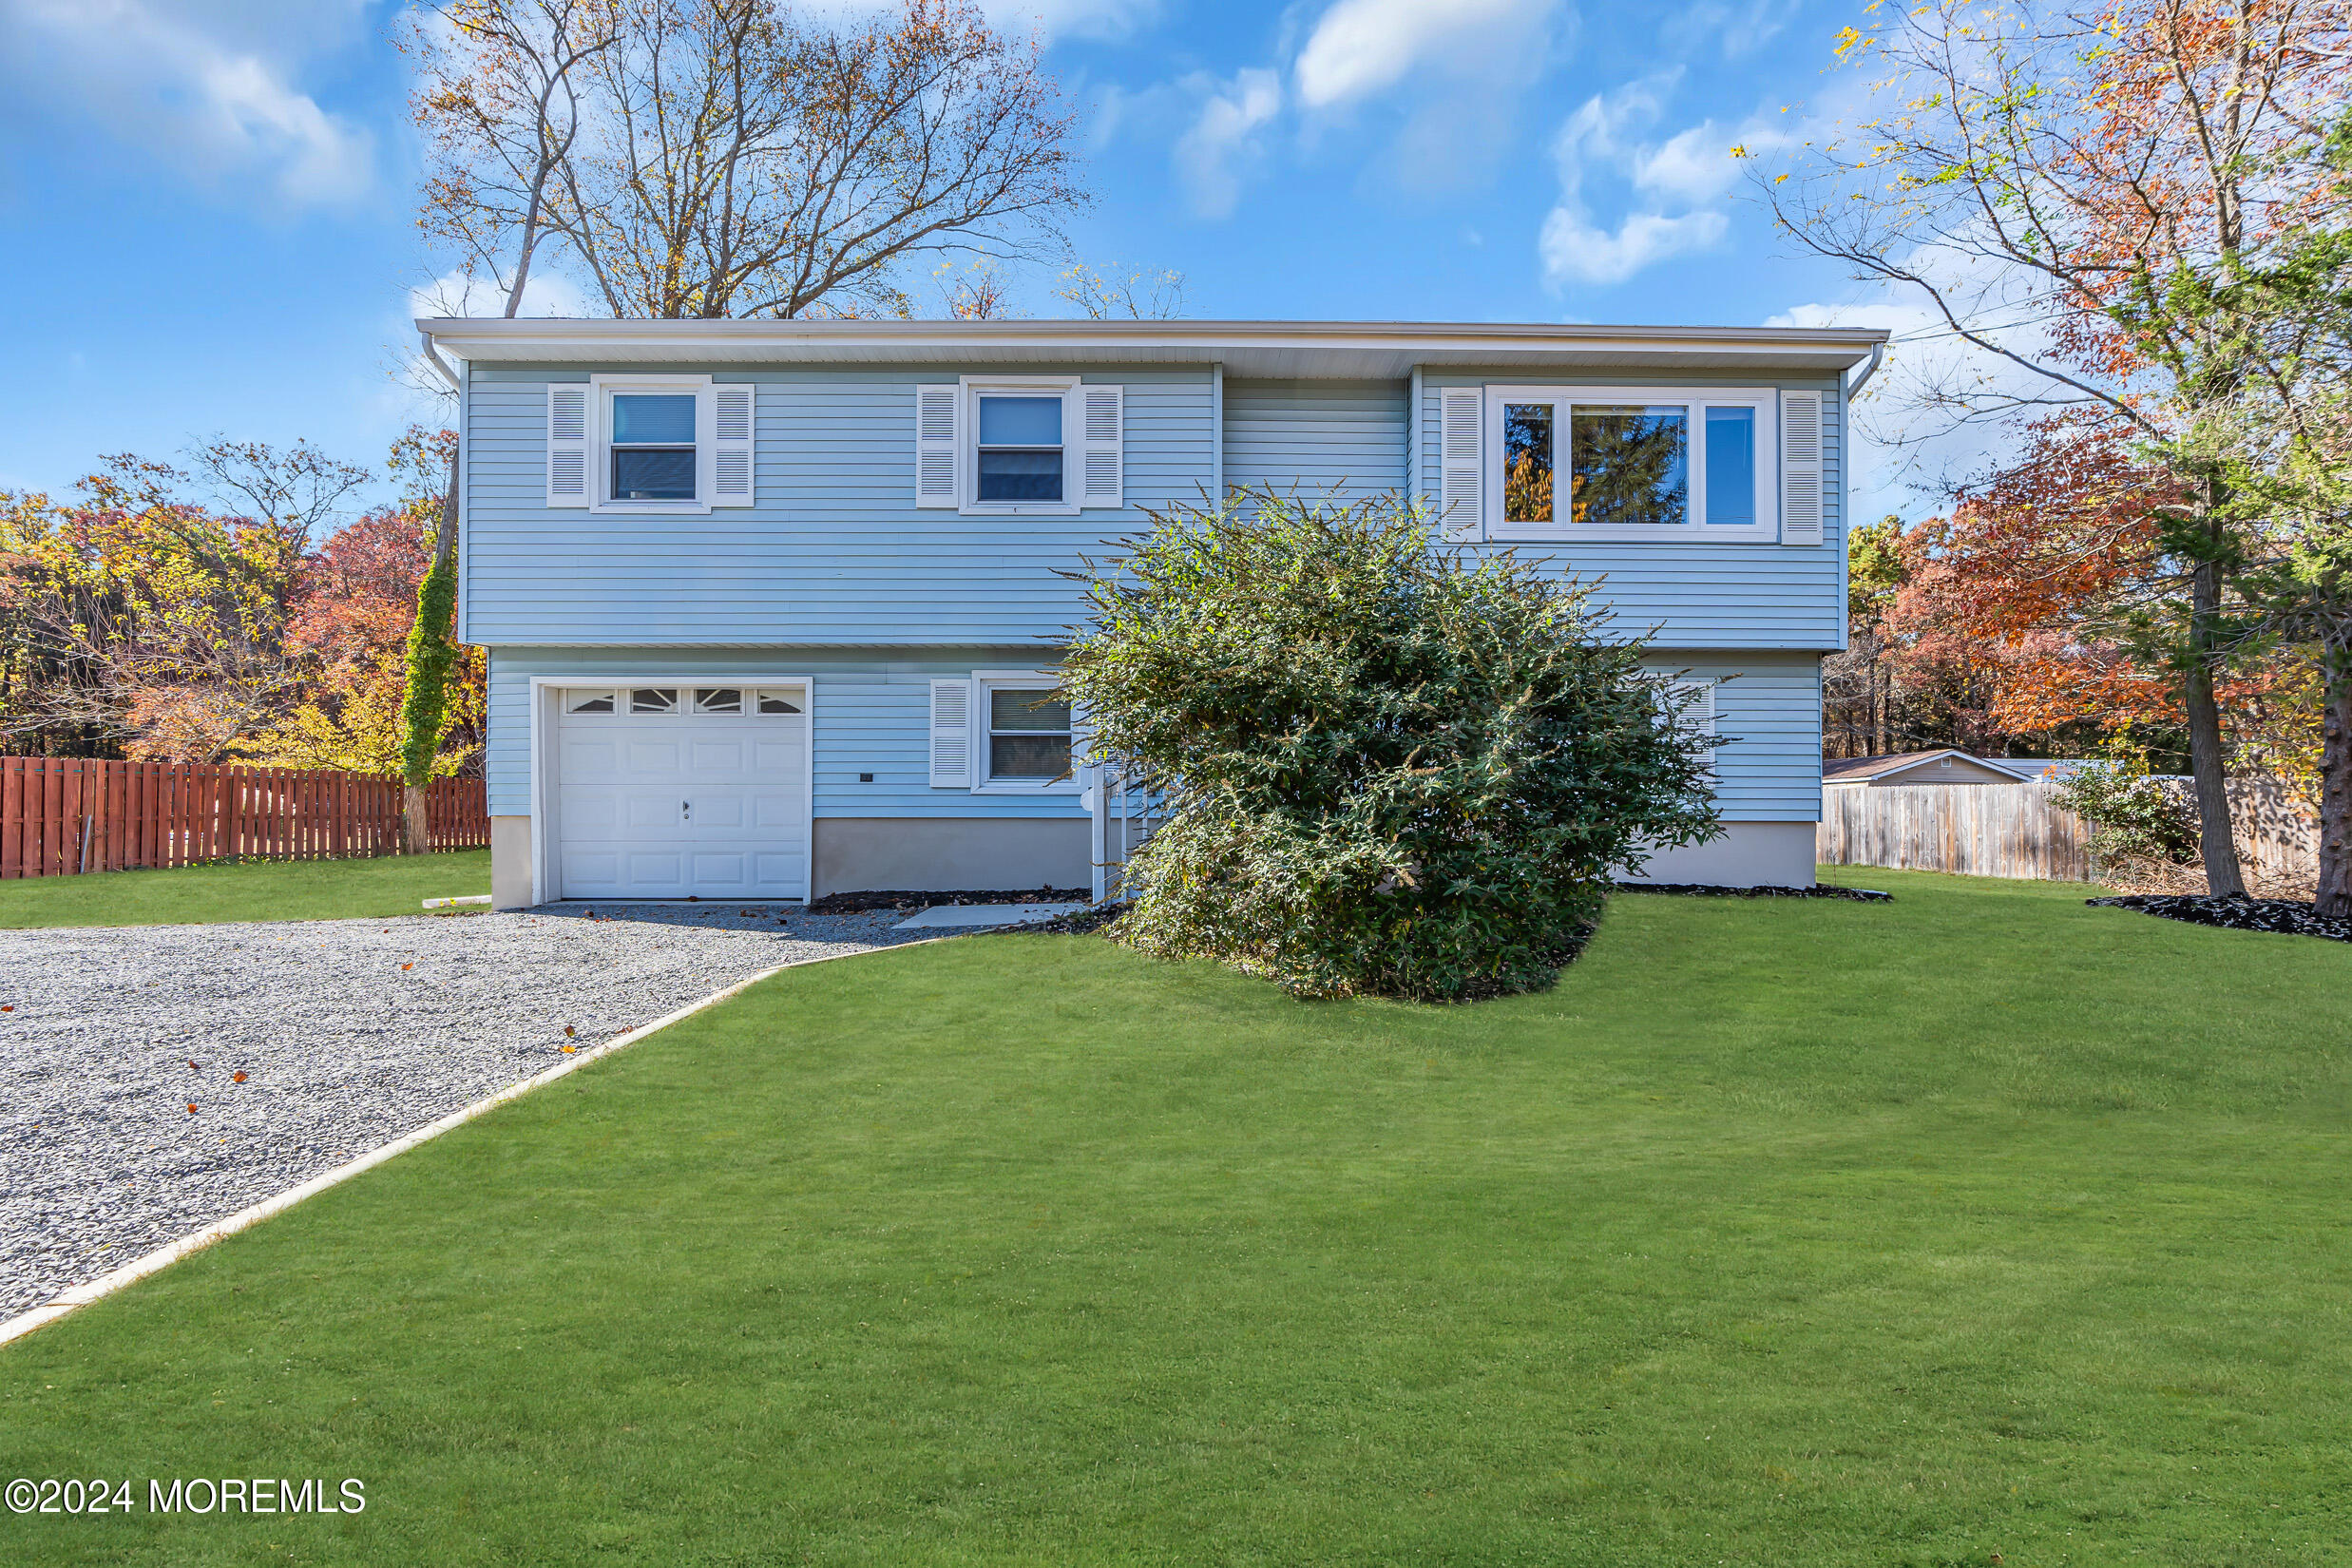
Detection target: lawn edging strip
<box><xmin>0</xmin><ymin>934</ymin><xmax>956</xmax><ymax>1351</ymax></box>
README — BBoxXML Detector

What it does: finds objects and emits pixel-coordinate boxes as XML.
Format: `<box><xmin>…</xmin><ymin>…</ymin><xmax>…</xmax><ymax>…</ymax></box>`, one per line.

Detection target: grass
<box><xmin>0</xmin><ymin>850</ymin><xmax>489</xmax><ymax>928</ymax></box>
<box><xmin>5</xmin><ymin>868</ymin><xmax>2351</xmax><ymax>1564</ymax></box>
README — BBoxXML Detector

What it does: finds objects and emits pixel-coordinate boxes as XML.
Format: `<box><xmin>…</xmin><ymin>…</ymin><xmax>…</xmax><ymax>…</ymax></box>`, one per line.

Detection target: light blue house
<box><xmin>413</xmin><ymin>317</ymin><xmax>1886</xmax><ymax>908</ymax></box>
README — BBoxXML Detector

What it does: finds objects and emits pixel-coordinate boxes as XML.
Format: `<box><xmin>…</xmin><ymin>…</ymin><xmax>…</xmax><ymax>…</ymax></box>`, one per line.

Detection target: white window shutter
<box><xmin>712</xmin><ymin>384</ymin><xmax>755</xmax><ymax>506</ymax></box>
<box><xmin>1670</xmin><ymin>679</ymin><xmax>1719</xmax><ymax>775</ymax></box>
<box><xmin>916</xmin><ymin>386</ymin><xmax>960</xmax><ymax>507</ymax></box>
<box><xmin>1079</xmin><ymin>385</ymin><xmax>1123</xmax><ymax>508</ymax></box>
<box><xmin>1440</xmin><ymin>388</ymin><xmax>1482</xmax><ymax>540</ymax></box>
<box><xmin>1780</xmin><ymin>390</ymin><xmax>1824</xmax><ymax>545</ymax></box>
<box><xmin>928</xmin><ymin>678</ymin><xmax>972</xmax><ymax>788</ymax></box>
<box><xmin>546</xmin><ymin>385</ymin><xmax>588</xmax><ymax>507</ymax></box>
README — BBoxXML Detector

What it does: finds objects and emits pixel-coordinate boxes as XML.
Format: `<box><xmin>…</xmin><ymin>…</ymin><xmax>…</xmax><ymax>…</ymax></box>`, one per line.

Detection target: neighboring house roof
<box><xmin>1998</xmin><ymin>758</ymin><xmax>2096</xmax><ymax>781</ymax></box>
<box><xmin>414</xmin><ymin>316</ymin><xmax>1889</xmax><ymax>379</ymax></box>
<box><xmin>1822</xmin><ymin>750</ymin><xmax>2039</xmax><ymax>786</ymax></box>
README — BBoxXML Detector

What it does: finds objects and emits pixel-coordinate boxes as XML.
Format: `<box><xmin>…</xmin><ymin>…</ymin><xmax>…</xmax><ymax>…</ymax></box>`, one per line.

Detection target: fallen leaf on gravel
<box><xmin>187</xmin><ymin>1060</ymin><xmax>199</xmax><ymax>1071</ymax></box>
<box><xmin>564</xmin><ymin>1025</ymin><xmax>576</xmax><ymax>1037</ymax></box>
<box><xmin>561</xmin><ymin>1045</ymin><xmax>577</xmax><ymax>1054</ymax></box>
<box><xmin>233</xmin><ymin>1071</ymin><xmax>247</xmax><ymax>1083</ymax></box>
<box><xmin>186</xmin><ymin>1103</ymin><xmax>198</xmax><ymax>1114</ymax></box>
<box><xmin>1</xmin><ymin>1004</ymin><xmax>12</xmax><ymax>1012</ymax></box>
<box><xmin>402</xmin><ymin>962</ymin><xmax>414</xmax><ymax>971</ymax></box>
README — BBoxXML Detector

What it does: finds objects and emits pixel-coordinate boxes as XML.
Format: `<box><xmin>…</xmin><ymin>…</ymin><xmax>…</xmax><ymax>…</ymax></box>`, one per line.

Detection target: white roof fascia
<box><xmin>415</xmin><ymin>317</ymin><xmax>1891</xmax><ymax>379</ymax></box>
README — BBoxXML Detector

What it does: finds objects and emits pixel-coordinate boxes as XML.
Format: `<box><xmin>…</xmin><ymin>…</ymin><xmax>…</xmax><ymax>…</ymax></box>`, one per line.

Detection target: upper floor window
<box><xmin>976</xmin><ymin>395</ymin><xmax>1063</xmax><ymax>504</ymax></box>
<box><xmin>611</xmin><ymin>393</ymin><xmax>697</xmax><ymax>501</ymax></box>
<box><xmin>918</xmin><ymin>377</ymin><xmax>1121</xmax><ymax>515</ymax></box>
<box><xmin>547</xmin><ymin>374</ymin><xmax>755</xmax><ymax>514</ymax></box>
<box><xmin>1484</xmin><ymin>385</ymin><xmax>1777</xmax><ymax>543</ymax></box>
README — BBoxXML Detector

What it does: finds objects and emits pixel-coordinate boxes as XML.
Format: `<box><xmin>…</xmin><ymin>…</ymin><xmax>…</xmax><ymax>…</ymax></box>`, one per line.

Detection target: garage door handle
<box><xmin>681</xmin><ymin>800</ymin><xmax>691</xmax><ymax>822</ymax></box>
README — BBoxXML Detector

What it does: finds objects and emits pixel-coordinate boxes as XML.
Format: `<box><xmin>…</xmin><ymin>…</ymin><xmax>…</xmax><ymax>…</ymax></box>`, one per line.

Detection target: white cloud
<box><xmin>1539</xmin><ymin>207</ymin><xmax>1729</xmax><ymax>285</ymax></box>
<box><xmin>1538</xmin><ymin>79</ymin><xmax>1802</xmax><ymax>287</ymax></box>
<box><xmin>1293</xmin><ymin>0</ymin><xmax>1554</xmax><ymax>109</ymax></box>
<box><xmin>0</xmin><ymin>0</ymin><xmax>373</xmax><ymax>205</ymax></box>
<box><xmin>1633</xmin><ymin>121</ymin><xmax>1748</xmax><ymax>206</ymax></box>
<box><xmin>1291</xmin><ymin>0</ymin><xmax>1568</xmax><ymax>194</ymax></box>
<box><xmin>1666</xmin><ymin>0</ymin><xmax>1801</xmax><ymax>60</ymax></box>
<box><xmin>1539</xmin><ymin>76</ymin><xmax>1733</xmax><ymax>286</ymax></box>
<box><xmin>1766</xmin><ymin>291</ymin><xmax>2052</xmax><ymax>519</ymax></box>
<box><xmin>1173</xmin><ymin>68</ymin><xmax>1283</xmax><ymax>220</ymax></box>
<box><xmin>410</xmin><ymin>269</ymin><xmax>592</xmax><ymax>323</ymax></box>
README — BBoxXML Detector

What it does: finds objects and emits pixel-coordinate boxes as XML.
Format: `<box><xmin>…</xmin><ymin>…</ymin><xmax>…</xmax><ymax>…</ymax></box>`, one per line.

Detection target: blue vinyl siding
<box><xmin>1223</xmin><ymin>378</ymin><xmax>1406</xmax><ymax>502</ymax></box>
<box><xmin>488</xmin><ymin>646</ymin><xmax>1821</xmax><ymax>825</ymax></box>
<box><xmin>1416</xmin><ymin>373</ymin><xmax>1846</xmax><ymax>650</ymax></box>
<box><xmin>486</xmin><ymin>646</ymin><xmax>1082</xmax><ymax>822</ymax></box>
<box><xmin>462</xmin><ymin>365</ymin><xmax>1211</xmax><ymax>647</ymax></box>
<box><xmin>1651</xmin><ymin>652</ymin><xmax>1824</xmax><ymax>821</ymax></box>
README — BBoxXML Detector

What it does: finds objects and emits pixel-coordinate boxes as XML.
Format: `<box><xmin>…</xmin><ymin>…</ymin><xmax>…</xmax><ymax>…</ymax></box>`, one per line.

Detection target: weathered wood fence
<box><xmin>1818</xmin><ymin>780</ymin><xmax>2095</xmax><ymax>880</ymax></box>
<box><xmin>1818</xmin><ymin>776</ymin><xmax>2319</xmax><ymax>887</ymax></box>
<box><xmin>0</xmin><ymin>757</ymin><xmax>489</xmax><ymax>880</ymax></box>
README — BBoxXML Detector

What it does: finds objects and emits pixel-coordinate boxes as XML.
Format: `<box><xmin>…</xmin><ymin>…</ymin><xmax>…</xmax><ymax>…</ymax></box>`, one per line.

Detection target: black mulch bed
<box><xmin>1617</xmin><ymin>882</ymin><xmax>1893</xmax><ymax>902</ymax></box>
<box><xmin>805</xmin><ymin>887</ymin><xmax>1091</xmax><ymax>916</ymax></box>
<box><xmin>2086</xmin><ymin>893</ymin><xmax>2352</xmax><ymax>943</ymax></box>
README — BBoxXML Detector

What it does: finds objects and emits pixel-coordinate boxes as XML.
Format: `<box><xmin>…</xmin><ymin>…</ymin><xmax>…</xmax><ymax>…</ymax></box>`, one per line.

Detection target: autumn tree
<box><xmin>1822</xmin><ymin>516</ymin><xmax>1908</xmax><ymax>756</ymax></box>
<box><xmin>0</xmin><ymin>445</ymin><xmax>368</xmax><ymax>762</ymax></box>
<box><xmin>1759</xmin><ymin>0</ymin><xmax>2350</xmax><ymax>894</ymax></box>
<box><xmin>241</xmin><ymin>436</ymin><xmax>487</xmax><ymax>779</ymax></box>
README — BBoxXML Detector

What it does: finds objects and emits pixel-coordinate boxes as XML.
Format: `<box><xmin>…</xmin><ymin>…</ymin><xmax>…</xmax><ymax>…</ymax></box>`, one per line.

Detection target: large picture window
<box><xmin>1487</xmin><ymin>386</ymin><xmax>1777</xmax><ymax>542</ymax></box>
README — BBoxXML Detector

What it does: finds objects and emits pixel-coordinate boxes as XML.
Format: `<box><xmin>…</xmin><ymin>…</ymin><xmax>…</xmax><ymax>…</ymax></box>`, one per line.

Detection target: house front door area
<box><xmin>549</xmin><ymin>681</ymin><xmax>811</xmax><ymax>900</ymax></box>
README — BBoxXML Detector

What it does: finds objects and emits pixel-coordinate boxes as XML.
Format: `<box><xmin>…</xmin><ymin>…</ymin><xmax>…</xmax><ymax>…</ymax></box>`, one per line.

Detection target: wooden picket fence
<box><xmin>0</xmin><ymin>757</ymin><xmax>488</xmax><ymax>880</ymax></box>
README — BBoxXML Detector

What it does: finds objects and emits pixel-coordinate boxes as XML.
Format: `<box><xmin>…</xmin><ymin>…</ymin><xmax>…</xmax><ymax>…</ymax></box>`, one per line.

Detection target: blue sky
<box><xmin>0</xmin><ymin>0</ymin><xmax>1930</xmax><ymax>512</ymax></box>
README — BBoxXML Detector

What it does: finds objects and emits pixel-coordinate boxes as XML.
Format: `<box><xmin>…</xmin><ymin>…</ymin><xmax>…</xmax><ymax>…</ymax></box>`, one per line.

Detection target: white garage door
<box><xmin>554</xmin><ymin>682</ymin><xmax>809</xmax><ymax>900</ymax></box>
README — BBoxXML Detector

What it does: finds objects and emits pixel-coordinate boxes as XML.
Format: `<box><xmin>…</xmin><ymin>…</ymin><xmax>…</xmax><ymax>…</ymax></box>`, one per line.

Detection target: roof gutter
<box><xmin>1845</xmin><ymin>338</ymin><xmax>1885</xmax><ymax>400</ymax></box>
<box><xmin>418</xmin><ymin>329</ymin><xmax>463</xmax><ymax>392</ymax></box>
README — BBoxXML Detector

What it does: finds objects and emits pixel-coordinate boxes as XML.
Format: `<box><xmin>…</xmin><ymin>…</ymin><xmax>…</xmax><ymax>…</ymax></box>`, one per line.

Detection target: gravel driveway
<box><xmin>0</xmin><ymin>905</ymin><xmax>949</xmax><ymax>1319</ymax></box>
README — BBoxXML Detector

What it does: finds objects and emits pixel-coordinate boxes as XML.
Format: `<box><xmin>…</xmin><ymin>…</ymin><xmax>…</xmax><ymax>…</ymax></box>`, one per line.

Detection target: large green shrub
<box><xmin>1060</xmin><ymin>490</ymin><xmax>1721</xmax><ymax>1002</ymax></box>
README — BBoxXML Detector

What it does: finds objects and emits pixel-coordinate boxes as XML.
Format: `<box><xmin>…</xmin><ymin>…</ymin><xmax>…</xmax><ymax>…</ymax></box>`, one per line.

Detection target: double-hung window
<box><xmin>547</xmin><ymin>373</ymin><xmax>755</xmax><ymax>513</ymax></box>
<box><xmin>983</xmin><ymin>681</ymin><xmax>1073</xmax><ymax>786</ymax></box>
<box><xmin>976</xmin><ymin>394</ymin><xmax>1064</xmax><ymax>504</ymax></box>
<box><xmin>1484</xmin><ymin>386</ymin><xmax>1778</xmax><ymax>542</ymax></box>
<box><xmin>610</xmin><ymin>393</ymin><xmax>698</xmax><ymax>502</ymax></box>
<box><xmin>932</xmin><ymin>671</ymin><xmax>1078</xmax><ymax>793</ymax></box>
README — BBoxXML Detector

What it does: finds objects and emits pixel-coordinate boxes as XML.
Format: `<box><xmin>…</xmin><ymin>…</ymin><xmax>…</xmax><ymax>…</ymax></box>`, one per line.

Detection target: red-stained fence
<box><xmin>0</xmin><ymin>758</ymin><xmax>488</xmax><ymax>879</ymax></box>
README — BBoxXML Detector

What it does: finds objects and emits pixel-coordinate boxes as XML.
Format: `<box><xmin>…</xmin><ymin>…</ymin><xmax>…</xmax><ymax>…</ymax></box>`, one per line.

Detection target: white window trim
<box><xmin>526</xmin><ymin>673</ymin><xmax>815</xmax><ymax>906</ymax></box>
<box><xmin>589</xmin><ymin>373</ymin><xmax>715</xmax><ymax>516</ymax></box>
<box><xmin>959</xmin><ymin>375</ymin><xmax>1080</xmax><ymax>518</ymax></box>
<box><xmin>1482</xmin><ymin>384</ymin><xmax>1780</xmax><ymax>544</ymax></box>
<box><xmin>969</xmin><ymin>668</ymin><xmax>1080</xmax><ymax>794</ymax></box>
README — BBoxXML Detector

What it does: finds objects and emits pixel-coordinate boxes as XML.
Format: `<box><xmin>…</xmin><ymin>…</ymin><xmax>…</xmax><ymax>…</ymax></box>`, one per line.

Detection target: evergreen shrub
<box><xmin>1060</xmin><ymin>491</ymin><xmax>1721</xmax><ymax>1001</ymax></box>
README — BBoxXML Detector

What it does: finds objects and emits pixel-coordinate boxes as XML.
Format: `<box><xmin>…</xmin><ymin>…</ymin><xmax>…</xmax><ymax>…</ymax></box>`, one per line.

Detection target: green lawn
<box><xmin>0</xmin><ymin>850</ymin><xmax>489</xmax><ymax>928</ymax></box>
<box><xmin>6</xmin><ymin>870</ymin><xmax>2351</xmax><ymax>1565</ymax></box>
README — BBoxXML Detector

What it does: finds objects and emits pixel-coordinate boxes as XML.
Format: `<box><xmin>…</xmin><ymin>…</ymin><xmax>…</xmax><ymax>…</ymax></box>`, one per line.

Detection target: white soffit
<box><xmin>414</xmin><ymin>317</ymin><xmax>1890</xmax><ymax>378</ymax></box>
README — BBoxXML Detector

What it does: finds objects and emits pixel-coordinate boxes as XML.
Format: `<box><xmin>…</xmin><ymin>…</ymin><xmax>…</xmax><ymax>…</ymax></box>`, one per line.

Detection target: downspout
<box><xmin>1845</xmin><ymin>339</ymin><xmax>1884</xmax><ymax>401</ymax></box>
<box><xmin>1406</xmin><ymin>364</ymin><xmax>1423</xmax><ymax>511</ymax></box>
<box><xmin>1211</xmin><ymin>361</ymin><xmax>1225</xmax><ymax>501</ymax></box>
<box><xmin>1833</xmin><ymin>341</ymin><xmax>1883</xmax><ymax>659</ymax></box>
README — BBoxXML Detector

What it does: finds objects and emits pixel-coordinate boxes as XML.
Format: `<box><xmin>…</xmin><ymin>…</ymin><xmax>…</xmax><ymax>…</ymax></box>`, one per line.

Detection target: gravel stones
<box><xmin>2086</xmin><ymin>893</ymin><xmax>2352</xmax><ymax>943</ymax></box>
<box><xmin>0</xmin><ymin>905</ymin><xmax>938</xmax><ymax>1318</ymax></box>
